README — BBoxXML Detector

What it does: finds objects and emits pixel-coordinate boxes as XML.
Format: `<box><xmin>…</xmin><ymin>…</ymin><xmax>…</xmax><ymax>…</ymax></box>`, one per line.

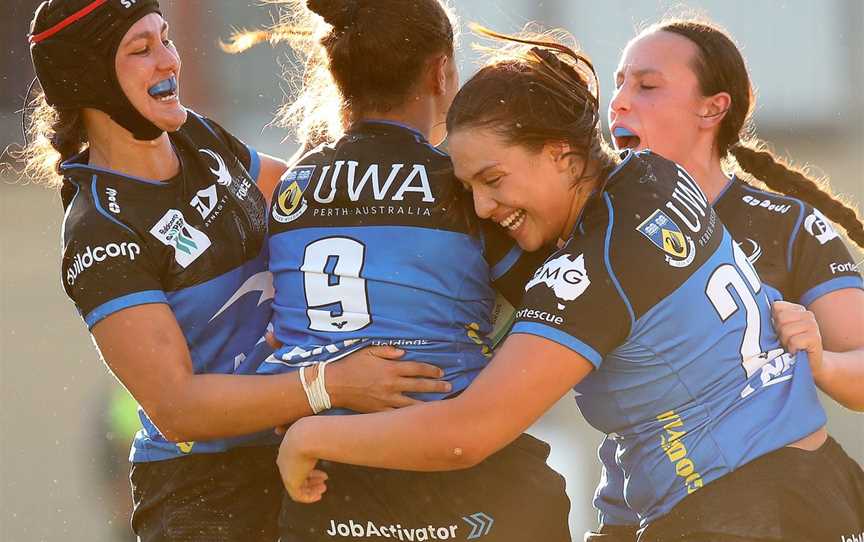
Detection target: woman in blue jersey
<box><xmin>275</xmin><ymin>27</ymin><xmax>864</xmax><ymax>541</ymax></box>
<box><xmin>22</xmin><ymin>1</ymin><xmax>452</xmax><ymax>540</ymax></box>
<box><xmin>588</xmin><ymin>18</ymin><xmax>864</xmax><ymax>540</ymax></box>
<box><xmin>225</xmin><ymin>1</ymin><xmax>572</xmax><ymax>541</ymax></box>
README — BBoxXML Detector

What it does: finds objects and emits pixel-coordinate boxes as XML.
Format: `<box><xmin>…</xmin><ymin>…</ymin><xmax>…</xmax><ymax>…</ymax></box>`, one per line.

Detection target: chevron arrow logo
<box><xmin>462</xmin><ymin>512</ymin><xmax>494</xmax><ymax>539</ymax></box>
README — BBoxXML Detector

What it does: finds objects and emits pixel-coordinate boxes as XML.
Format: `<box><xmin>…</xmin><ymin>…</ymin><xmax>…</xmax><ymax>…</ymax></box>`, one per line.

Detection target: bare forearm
<box><xmin>288</xmin><ymin>337</ymin><xmax>587</xmax><ymax>471</ymax></box>
<box><xmin>156</xmin><ymin>372</ymin><xmax>311</xmax><ymax>441</ymax></box>
<box><xmin>815</xmin><ymin>349</ymin><xmax>864</xmax><ymax>411</ymax></box>
<box><xmin>290</xmin><ymin>399</ymin><xmax>497</xmax><ymax>471</ymax></box>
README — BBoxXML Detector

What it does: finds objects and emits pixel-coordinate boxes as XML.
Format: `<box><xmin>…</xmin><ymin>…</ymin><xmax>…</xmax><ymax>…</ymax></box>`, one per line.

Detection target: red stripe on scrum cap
<box><xmin>29</xmin><ymin>0</ymin><xmax>109</xmax><ymax>44</ymax></box>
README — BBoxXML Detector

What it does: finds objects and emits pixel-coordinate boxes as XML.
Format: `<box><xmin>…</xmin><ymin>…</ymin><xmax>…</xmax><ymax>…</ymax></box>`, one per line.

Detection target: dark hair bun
<box><xmin>306</xmin><ymin>0</ymin><xmax>358</xmax><ymax>29</ymax></box>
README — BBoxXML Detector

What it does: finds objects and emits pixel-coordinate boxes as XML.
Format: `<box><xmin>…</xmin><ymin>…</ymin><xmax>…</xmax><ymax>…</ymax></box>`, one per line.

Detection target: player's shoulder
<box><xmin>596</xmin><ymin>150</ymin><xmax>725</xmax><ymax>316</ymax></box>
<box><xmin>604</xmin><ymin>150</ymin><xmax>702</xmax><ymax>218</ymax></box>
<box><xmin>60</xmin><ymin>177</ymin><xmax>141</xmax><ymax>250</ymax></box>
<box><xmin>719</xmin><ymin>178</ymin><xmax>805</xmax><ymax>227</ymax></box>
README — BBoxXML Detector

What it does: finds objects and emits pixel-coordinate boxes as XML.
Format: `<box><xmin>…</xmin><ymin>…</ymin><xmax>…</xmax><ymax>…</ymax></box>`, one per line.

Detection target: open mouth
<box><xmin>148</xmin><ymin>76</ymin><xmax>178</xmax><ymax>102</ymax></box>
<box><xmin>500</xmin><ymin>209</ymin><xmax>526</xmax><ymax>232</ymax></box>
<box><xmin>612</xmin><ymin>126</ymin><xmax>641</xmax><ymax>150</ymax></box>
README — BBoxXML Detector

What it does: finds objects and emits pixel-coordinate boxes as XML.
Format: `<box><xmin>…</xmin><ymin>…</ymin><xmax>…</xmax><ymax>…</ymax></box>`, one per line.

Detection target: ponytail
<box><xmin>731</xmin><ymin>141</ymin><xmax>864</xmax><ymax>249</ymax></box>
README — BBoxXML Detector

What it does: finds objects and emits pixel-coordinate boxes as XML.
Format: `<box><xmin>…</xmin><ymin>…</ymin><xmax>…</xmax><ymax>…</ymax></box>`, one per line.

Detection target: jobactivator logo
<box><xmin>324</xmin><ymin>512</ymin><xmax>494</xmax><ymax>540</ymax></box>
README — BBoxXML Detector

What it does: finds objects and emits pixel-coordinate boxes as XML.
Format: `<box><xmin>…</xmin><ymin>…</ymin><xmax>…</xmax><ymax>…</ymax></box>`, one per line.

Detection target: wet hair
<box><xmin>445</xmin><ymin>25</ymin><xmax>615</xmax><ymax>184</ymax></box>
<box><xmin>649</xmin><ymin>19</ymin><xmax>864</xmax><ymax>248</ymax></box>
<box><xmin>223</xmin><ymin>0</ymin><xmax>456</xmax><ymax>151</ymax></box>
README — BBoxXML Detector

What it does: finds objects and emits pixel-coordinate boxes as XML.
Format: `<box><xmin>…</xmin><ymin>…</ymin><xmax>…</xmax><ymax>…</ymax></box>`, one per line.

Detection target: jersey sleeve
<box><xmin>509</xmin><ymin>228</ymin><xmax>631</xmax><ymax>368</ymax></box>
<box><xmin>788</xmin><ymin>205</ymin><xmax>864</xmax><ymax>306</ymax></box>
<box><xmin>62</xmin><ymin>214</ymin><xmax>165</xmax><ymax>329</ymax></box>
<box><xmin>480</xmin><ymin>219</ymin><xmax>554</xmax><ymax>306</ymax></box>
<box><xmin>199</xmin><ymin>115</ymin><xmax>261</xmax><ymax>184</ymax></box>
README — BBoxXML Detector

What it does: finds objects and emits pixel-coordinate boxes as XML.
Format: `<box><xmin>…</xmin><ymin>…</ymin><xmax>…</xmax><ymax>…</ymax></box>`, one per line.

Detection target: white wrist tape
<box><xmin>299</xmin><ymin>361</ymin><xmax>333</xmax><ymax>414</ymax></box>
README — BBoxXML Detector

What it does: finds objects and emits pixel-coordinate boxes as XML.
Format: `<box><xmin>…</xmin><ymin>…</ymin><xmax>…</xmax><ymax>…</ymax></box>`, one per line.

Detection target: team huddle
<box><xmin>22</xmin><ymin>0</ymin><xmax>864</xmax><ymax>541</ymax></box>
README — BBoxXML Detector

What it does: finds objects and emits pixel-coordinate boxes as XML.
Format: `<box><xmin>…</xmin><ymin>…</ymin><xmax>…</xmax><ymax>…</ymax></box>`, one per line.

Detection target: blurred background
<box><xmin>1</xmin><ymin>0</ymin><xmax>862</xmax><ymax>540</ymax></box>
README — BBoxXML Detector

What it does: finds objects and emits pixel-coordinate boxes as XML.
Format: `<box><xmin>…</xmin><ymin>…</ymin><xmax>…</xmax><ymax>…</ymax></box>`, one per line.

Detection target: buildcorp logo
<box><xmin>66</xmin><ymin>242</ymin><xmax>141</xmax><ymax>286</ymax></box>
<box><xmin>324</xmin><ymin>512</ymin><xmax>493</xmax><ymax>540</ymax></box>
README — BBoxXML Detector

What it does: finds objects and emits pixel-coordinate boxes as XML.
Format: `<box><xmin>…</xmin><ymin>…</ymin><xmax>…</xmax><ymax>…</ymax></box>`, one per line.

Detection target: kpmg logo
<box><xmin>526</xmin><ymin>253</ymin><xmax>590</xmax><ymax>309</ymax></box>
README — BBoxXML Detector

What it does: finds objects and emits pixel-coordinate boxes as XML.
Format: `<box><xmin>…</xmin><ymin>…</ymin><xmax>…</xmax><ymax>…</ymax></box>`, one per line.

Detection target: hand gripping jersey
<box><xmin>60</xmin><ymin>111</ymin><xmax>276</xmax><ymax>461</ymax></box>
<box><xmin>261</xmin><ymin>120</ymin><xmax>540</xmax><ymax>404</ymax></box>
<box><xmin>593</xmin><ymin>175</ymin><xmax>864</xmax><ymax>527</ymax></box>
<box><xmin>511</xmin><ymin>150</ymin><xmax>827</xmax><ymax>525</ymax></box>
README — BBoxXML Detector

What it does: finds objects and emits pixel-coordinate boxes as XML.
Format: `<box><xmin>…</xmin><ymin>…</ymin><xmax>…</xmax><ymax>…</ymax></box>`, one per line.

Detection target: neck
<box><xmin>676</xmin><ymin>139</ymin><xmax>732</xmax><ymax>204</ymax></box>
<box><xmin>84</xmin><ymin>109</ymin><xmax>178</xmax><ymax>181</ymax></box>
<box><xmin>353</xmin><ymin>95</ymin><xmax>440</xmax><ymax>142</ymax></box>
<box><xmin>561</xmin><ymin>173</ymin><xmax>603</xmax><ymax>244</ymax></box>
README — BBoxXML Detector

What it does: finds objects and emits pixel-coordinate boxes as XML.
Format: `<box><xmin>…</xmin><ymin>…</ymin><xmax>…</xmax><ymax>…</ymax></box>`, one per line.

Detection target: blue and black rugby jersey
<box><xmin>59</xmin><ymin>111</ymin><xmax>276</xmax><ymax>462</ymax></box>
<box><xmin>511</xmin><ymin>150</ymin><xmax>826</xmax><ymax>525</ymax></box>
<box><xmin>594</xmin><ymin>175</ymin><xmax>863</xmax><ymax>528</ymax></box>
<box><xmin>261</xmin><ymin>120</ymin><xmax>543</xmax><ymax>403</ymax></box>
<box><xmin>715</xmin><ymin>178</ymin><xmax>863</xmax><ymax>303</ymax></box>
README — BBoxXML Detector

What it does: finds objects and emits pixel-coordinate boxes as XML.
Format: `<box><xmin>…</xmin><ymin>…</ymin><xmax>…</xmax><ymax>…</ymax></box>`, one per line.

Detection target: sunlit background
<box><xmin>1</xmin><ymin>1</ymin><xmax>862</xmax><ymax>540</ymax></box>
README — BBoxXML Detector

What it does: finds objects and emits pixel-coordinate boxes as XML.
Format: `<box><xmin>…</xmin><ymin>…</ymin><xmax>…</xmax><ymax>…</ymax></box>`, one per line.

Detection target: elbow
<box><xmin>143</xmin><ymin>403</ymin><xmax>203</xmax><ymax>443</ymax></box>
<box><xmin>433</xmin><ymin>441</ymin><xmax>494</xmax><ymax>471</ymax></box>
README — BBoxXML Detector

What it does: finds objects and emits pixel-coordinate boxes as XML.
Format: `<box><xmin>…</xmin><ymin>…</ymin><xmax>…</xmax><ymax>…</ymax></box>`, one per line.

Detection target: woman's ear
<box><xmin>427</xmin><ymin>54</ymin><xmax>450</xmax><ymax>96</ymax></box>
<box><xmin>699</xmin><ymin>91</ymin><xmax>731</xmax><ymax>129</ymax></box>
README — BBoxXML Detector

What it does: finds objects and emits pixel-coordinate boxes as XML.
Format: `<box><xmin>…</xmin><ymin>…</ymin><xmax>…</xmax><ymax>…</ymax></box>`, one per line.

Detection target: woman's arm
<box><xmin>256</xmin><ymin>153</ymin><xmax>289</xmax><ymax>205</ymax></box>
<box><xmin>809</xmin><ymin>288</ymin><xmax>864</xmax><ymax>410</ymax></box>
<box><xmin>278</xmin><ymin>333</ymin><xmax>594</xmax><ymax>502</ymax></box>
<box><xmin>92</xmin><ymin>303</ymin><xmax>450</xmax><ymax>442</ymax></box>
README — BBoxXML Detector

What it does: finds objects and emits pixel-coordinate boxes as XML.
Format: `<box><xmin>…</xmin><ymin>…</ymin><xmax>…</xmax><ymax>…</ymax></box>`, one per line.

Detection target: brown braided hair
<box><xmin>654</xmin><ymin>20</ymin><xmax>864</xmax><ymax>248</ymax></box>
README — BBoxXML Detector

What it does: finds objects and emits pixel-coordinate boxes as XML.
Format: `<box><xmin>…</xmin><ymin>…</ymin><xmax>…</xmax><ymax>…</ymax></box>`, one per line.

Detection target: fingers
<box><xmin>265</xmin><ymin>331</ymin><xmax>283</xmax><ymax>349</ymax></box>
<box><xmin>290</xmin><ymin>470</ymin><xmax>329</xmax><ymax>504</ymax></box>
<box><xmin>773</xmin><ymin>302</ymin><xmax>817</xmax><ymax>329</ymax></box>
<box><xmin>395</xmin><ymin>361</ymin><xmax>445</xmax><ymax>379</ymax></box>
<box><xmin>367</xmin><ymin>346</ymin><xmax>405</xmax><ymax>360</ymax></box>
<box><xmin>384</xmin><ymin>395</ymin><xmax>423</xmax><ymax>409</ymax></box>
<box><xmin>395</xmin><ymin>376</ymin><xmax>452</xmax><ymax>395</ymax></box>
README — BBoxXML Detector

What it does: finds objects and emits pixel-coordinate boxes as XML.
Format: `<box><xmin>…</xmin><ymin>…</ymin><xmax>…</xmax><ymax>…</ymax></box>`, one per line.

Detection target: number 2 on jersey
<box><xmin>302</xmin><ymin>237</ymin><xmax>371</xmax><ymax>332</ymax></box>
<box><xmin>705</xmin><ymin>242</ymin><xmax>768</xmax><ymax>380</ymax></box>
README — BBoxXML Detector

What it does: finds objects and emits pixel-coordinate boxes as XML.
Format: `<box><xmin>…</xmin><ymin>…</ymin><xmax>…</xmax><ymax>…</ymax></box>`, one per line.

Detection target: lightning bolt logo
<box><xmin>209</xmin><ymin>272</ymin><xmax>274</xmax><ymax>323</ymax></box>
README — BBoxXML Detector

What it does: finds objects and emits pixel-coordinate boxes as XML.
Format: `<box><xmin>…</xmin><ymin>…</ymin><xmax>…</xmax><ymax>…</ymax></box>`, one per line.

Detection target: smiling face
<box><xmin>115</xmin><ymin>13</ymin><xmax>187</xmax><ymax>133</ymax></box>
<box><xmin>608</xmin><ymin>30</ymin><xmax>710</xmax><ymax>164</ymax></box>
<box><xmin>449</xmin><ymin>127</ymin><xmax>584</xmax><ymax>252</ymax></box>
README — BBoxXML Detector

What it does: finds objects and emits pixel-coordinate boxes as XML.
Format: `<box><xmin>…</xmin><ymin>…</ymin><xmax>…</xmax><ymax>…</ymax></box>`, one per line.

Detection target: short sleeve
<box><xmin>480</xmin><ymin>219</ymin><xmax>554</xmax><ymax>306</ymax></box>
<box><xmin>199</xmin><ymin>115</ymin><xmax>261</xmax><ymax>184</ymax></box>
<box><xmin>509</xmin><ymin>231</ymin><xmax>631</xmax><ymax>368</ymax></box>
<box><xmin>62</xmin><ymin>215</ymin><xmax>165</xmax><ymax>329</ymax></box>
<box><xmin>789</xmin><ymin>206</ymin><xmax>864</xmax><ymax>306</ymax></box>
